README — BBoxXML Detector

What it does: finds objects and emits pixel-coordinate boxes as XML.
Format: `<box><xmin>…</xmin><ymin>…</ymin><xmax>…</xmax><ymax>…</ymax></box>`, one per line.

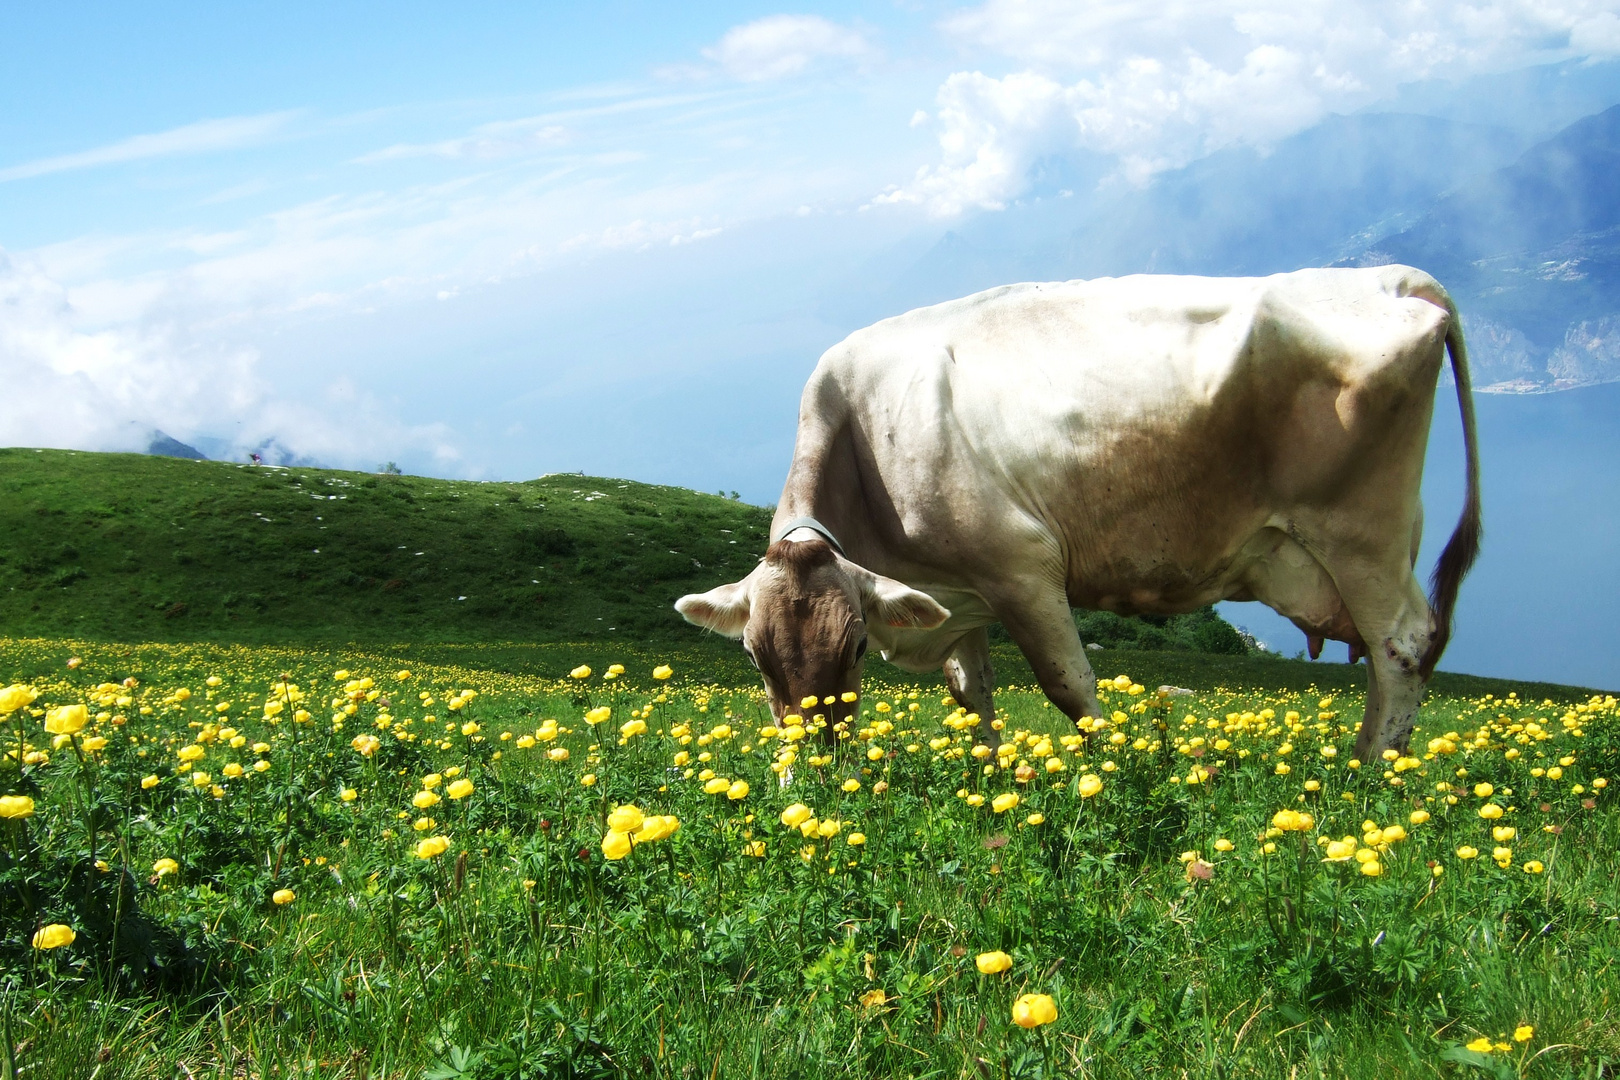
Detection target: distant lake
<box><xmin>1221</xmin><ymin>381</ymin><xmax>1620</xmax><ymax>691</ymax></box>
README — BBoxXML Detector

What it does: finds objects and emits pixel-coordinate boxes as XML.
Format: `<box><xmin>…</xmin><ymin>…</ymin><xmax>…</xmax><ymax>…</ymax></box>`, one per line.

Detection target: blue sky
<box><xmin>5</xmin><ymin>3</ymin><xmax>1620</xmax><ymax>683</ymax></box>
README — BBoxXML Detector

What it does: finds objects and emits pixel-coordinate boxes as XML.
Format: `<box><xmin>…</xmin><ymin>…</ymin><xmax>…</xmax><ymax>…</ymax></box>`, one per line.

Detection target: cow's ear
<box><xmin>675</xmin><ymin>581</ymin><xmax>751</xmax><ymax>638</ymax></box>
<box><xmin>862</xmin><ymin>573</ymin><xmax>950</xmax><ymax>630</ymax></box>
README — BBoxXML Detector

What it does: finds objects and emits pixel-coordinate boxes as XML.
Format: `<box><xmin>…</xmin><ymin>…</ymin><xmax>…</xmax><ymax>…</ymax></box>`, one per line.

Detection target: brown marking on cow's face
<box><xmin>742</xmin><ymin>539</ymin><xmax>867</xmax><ymax>732</ymax></box>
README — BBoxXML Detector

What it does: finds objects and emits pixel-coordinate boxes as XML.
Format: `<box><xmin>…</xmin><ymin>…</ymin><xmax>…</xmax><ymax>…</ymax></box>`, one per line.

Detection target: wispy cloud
<box><xmin>0</xmin><ymin>111</ymin><xmax>301</xmax><ymax>182</ymax></box>
<box><xmin>690</xmin><ymin>15</ymin><xmax>876</xmax><ymax>82</ymax></box>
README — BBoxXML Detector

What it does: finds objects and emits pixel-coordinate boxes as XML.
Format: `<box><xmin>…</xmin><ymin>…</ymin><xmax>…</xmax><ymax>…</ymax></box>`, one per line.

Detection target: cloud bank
<box><xmin>0</xmin><ymin>248</ymin><xmax>457</xmax><ymax>468</ymax></box>
<box><xmin>881</xmin><ymin>0</ymin><xmax>1620</xmax><ymax>214</ymax></box>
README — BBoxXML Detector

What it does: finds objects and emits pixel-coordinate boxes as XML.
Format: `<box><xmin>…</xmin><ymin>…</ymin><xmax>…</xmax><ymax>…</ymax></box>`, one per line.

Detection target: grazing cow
<box><xmin>677</xmin><ymin>266</ymin><xmax>1480</xmax><ymax>761</ymax></box>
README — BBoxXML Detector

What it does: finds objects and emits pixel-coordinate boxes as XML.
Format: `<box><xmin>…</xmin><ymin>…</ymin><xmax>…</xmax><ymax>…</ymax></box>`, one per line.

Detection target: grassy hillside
<box><xmin>0</xmin><ymin>448</ymin><xmax>770</xmax><ymax>645</ymax></box>
<box><xmin>0</xmin><ymin>449</ymin><xmax>1606</xmax><ymax>700</ymax></box>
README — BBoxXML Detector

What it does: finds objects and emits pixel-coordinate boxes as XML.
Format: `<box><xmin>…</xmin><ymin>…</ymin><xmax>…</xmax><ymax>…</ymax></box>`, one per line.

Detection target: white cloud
<box><xmin>701</xmin><ymin>15</ymin><xmax>875</xmax><ymax>81</ymax></box>
<box><xmin>0</xmin><ymin>247</ymin><xmax>457</xmax><ymax>467</ymax></box>
<box><xmin>0</xmin><ymin>112</ymin><xmax>298</xmax><ymax>182</ymax></box>
<box><xmin>889</xmin><ymin>0</ymin><xmax>1620</xmax><ymax>214</ymax></box>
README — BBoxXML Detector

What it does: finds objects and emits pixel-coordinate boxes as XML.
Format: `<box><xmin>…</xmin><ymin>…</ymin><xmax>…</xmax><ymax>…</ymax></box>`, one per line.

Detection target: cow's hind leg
<box><xmin>1336</xmin><ymin>566</ymin><xmax>1435</xmax><ymax>762</ymax></box>
<box><xmin>994</xmin><ymin>588</ymin><xmax>1103</xmax><ymax>723</ymax></box>
<box><xmin>943</xmin><ymin>627</ymin><xmax>999</xmax><ymax>750</ymax></box>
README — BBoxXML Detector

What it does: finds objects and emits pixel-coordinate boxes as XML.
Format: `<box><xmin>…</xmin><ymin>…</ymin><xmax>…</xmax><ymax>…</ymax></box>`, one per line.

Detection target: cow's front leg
<box><xmin>942</xmin><ymin>627</ymin><xmax>999</xmax><ymax>751</ymax></box>
<box><xmin>994</xmin><ymin>589</ymin><xmax>1102</xmax><ymax>723</ymax></box>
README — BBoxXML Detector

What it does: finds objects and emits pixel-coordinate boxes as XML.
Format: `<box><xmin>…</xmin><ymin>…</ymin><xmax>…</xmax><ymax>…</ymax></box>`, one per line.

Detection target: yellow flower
<box><xmin>460</xmin><ymin>722</ymin><xmax>480</xmax><ymax>737</ymax></box>
<box><xmin>153</xmin><ymin>858</ymin><xmax>179</xmax><ymax>877</ymax></box>
<box><xmin>842</xmin><ymin>778</ymin><xmax>861</xmax><ymax>793</ymax></box>
<box><xmin>992</xmin><ymin>792</ymin><xmax>1020</xmax><ymax>814</ymax></box>
<box><xmin>976</xmin><ymin>950</ymin><xmax>1013</xmax><ymax>974</ymax></box>
<box><xmin>703</xmin><ymin>777</ymin><xmax>731</xmax><ymax>795</ymax></box>
<box><xmin>1323</xmin><ymin>839</ymin><xmax>1356</xmax><ymax>862</ymax></box>
<box><xmin>847</xmin><ymin>832</ymin><xmax>866</xmax><ymax>846</ymax></box>
<box><xmin>415</xmin><ymin>835</ymin><xmax>451</xmax><ymax>859</ymax></box>
<box><xmin>585</xmin><ymin>706</ymin><xmax>611</xmax><ymax>725</ymax></box>
<box><xmin>727</xmin><ymin>780</ymin><xmax>750</xmax><ymax>800</ymax></box>
<box><xmin>0</xmin><ymin>795</ymin><xmax>34</xmax><ymax>819</ymax></box>
<box><xmin>1025</xmin><ymin>812</ymin><xmax>1045</xmax><ymax>825</ymax></box>
<box><xmin>859</xmin><ymin>988</ymin><xmax>888</xmax><ymax>1009</ymax></box>
<box><xmin>1473</xmin><ymin>782</ymin><xmax>1494</xmax><ymax>798</ymax></box>
<box><xmin>32</xmin><ymin>924</ymin><xmax>75</xmax><ymax>950</ymax></box>
<box><xmin>1492</xmin><ymin>826</ymin><xmax>1516</xmax><ymax>843</ymax></box>
<box><xmin>1380</xmin><ymin>825</ymin><xmax>1407</xmax><ymax>844</ymax></box>
<box><xmin>581</xmin><ymin>773</ymin><xmax>597</xmax><ymax>787</ymax></box>
<box><xmin>1523</xmin><ymin>860</ymin><xmax>1545</xmax><ymax>874</ymax></box>
<box><xmin>1213</xmin><ymin>838</ymin><xmax>1234</xmax><ymax>852</ymax></box>
<box><xmin>1492</xmin><ymin>846</ymin><xmax>1513</xmax><ymax>863</ymax></box>
<box><xmin>422</xmin><ymin>773</ymin><xmax>443</xmax><ymax>789</ymax></box>
<box><xmin>965</xmin><ymin>794</ymin><xmax>985</xmax><ymax>807</ymax></box>
<box><xmin>1359</xmin><ymin>860</ymin><xmax>1383</xmax><ymax>877</ymax></box>
<box><xmin>446</xmin><ymin>779</ymin><xmax>474</xmax><ymax>800</ymax></box>
<box><xmin>780</xmin><ymin>803</ymin><xmax>813</xmax><ymax>828</ymax></box>
<box><xmin>652</xmin><ymin>665</ymin><xmax>673</xmax><ymax>681</ymax></box>
<box><xmin>272</xmin><ymin>888</ymin><xmax>296</xmax><ymax>905</ymax></box>
<box><xmin>43</xmin><ymin>705</ymin><xmax>88</xmax><ymax>735</ymax></box>
<box><xmin>1012</xmin><ymin>993</ymin><xmax>1057</xmax><ymax>1028</ymax></box>
<box><xmin>1478</xmin><ymin>803</ymin><xmax>1504</xmax><ymax>820</ymax></box>
<box><xmin>253</xmin><ymin>760</ymin><xmax>270</xmax><ymax>773</ymax></box>
<box><xmin>339</xmin><ymin>787</ymin><xmax>357</xmax><ymax>802</ymax></box>
<box><xmin>743</xmin><ymin>840</ymin><xmax>767</xmax><ymax>857</ymax></box>
<box><xmin>191</xmin><ymin>772</ymin><xmax>212</xmax><ymax>788</ymax></box>
<box><xmin>548</xmin><ymin>747</ymin><xmax>570</xmax><ymax>761</ymax></box>
<box><xmin>413</xmin><ymin>790</ymin><xmax>441</xmax><ymax>809</ymax></box>
<box><xmin>1271</xmin><ymin>809</ymin><xmax>1315</xmax><ymax>832</ymax></box>
<box><xmin>608</xmin><ymin>805</ymin><xmax>645</xmax><ymax>833</ymax></box>
<box><xmin>601</xmin><ymin>830</ymin><xmax>632</xmax><ymax>860</ymax></box>
<box><xmin>1077</xmin><ymin>774</ymin><xmax>1103</xmax><ymax>798</ymax></box>
<box><xmin>1409</xmin><ymin>809</ymin><xmax>1430</xmax><ymax>824</ymax></box>
<box><xmin>636</xmin><ymin>815</ymin><xmax>680</xmax><ymax>842</ymax></box>
<box><xmin>1514</xmin><ymin>1025</ymin><xmax>1534</xmax><ymax>1042</ymax></box>
<box><xmin>1456</xmin><ymin>846</ymin><xmax>1479</xmax><ymax>860</ymax></box>
<box><xmin>0</xmin><ymin>684</ymin><xmax>40</xmax><ymax>714</ymax></box>
<box><xmin>817</xmin><ymin>818</ymin><xmax>843</xmax><ymax>838</ymax></box>
<box><xmin>1466</xmin><ymin>1037</ymin><xmax>1494</xmax><ymax>1053</ymax></box>
<box><xmin>570</xmin><ymin>666</ymin><xmax>592</xmax><ymax>679</ymax></box>
<box><xmin>413</xmin><ymin>816</ymin><xmax>435</xmax><ymax>831</ymax></box>
<box><xmin>178</xmin><ymin>744</ymin><xmax>206</xmax><ymax>762</ymax></box>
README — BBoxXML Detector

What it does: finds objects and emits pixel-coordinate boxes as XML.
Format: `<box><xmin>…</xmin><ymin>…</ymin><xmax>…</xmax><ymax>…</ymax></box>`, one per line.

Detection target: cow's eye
<box><xmin>854</xmin><ymin>637</ymin><xmax>868</xmax><ymax>662</ymax></box>
<box><xmin>742</xmin><ymin>647</ymin><xmax>760</xmax><ymax>671</ymax></box>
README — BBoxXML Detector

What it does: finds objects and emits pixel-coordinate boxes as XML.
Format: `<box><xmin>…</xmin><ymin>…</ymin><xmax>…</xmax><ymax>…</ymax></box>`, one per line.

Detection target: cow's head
<box><xmin>675</xmin><ymin>537</ymin><xmax>949</xmax><ymax>728</ymax></box>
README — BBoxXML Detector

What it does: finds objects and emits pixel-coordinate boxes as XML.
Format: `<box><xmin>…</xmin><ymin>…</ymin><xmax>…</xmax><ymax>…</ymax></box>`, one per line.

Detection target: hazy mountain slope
<box><xmin>1353</xmin><ymin>105</ymin><xmax>1620</xmax><ymax>390</ymax></box>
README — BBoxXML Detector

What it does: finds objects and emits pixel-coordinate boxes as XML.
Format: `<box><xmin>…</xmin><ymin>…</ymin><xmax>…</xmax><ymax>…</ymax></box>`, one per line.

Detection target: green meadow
<box><xmin>2</xmin><ymin>452</ymin><xmax>1617</xmax><ymax>1079</ymax></box>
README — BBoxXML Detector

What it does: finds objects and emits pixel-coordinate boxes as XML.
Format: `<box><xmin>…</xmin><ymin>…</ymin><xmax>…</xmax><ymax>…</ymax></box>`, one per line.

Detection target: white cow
<box><xmin>677</xmin><ymin>266</ymin><xmax>1480</xmax><ymax>761</ymax></box>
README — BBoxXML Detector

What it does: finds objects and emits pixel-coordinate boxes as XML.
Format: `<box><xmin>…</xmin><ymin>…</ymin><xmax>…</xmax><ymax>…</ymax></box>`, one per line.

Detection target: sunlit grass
<box><xmin>3</xmin><ymin>636</ymin><xmax>1619</xmax><ymax>1078</ymax></box>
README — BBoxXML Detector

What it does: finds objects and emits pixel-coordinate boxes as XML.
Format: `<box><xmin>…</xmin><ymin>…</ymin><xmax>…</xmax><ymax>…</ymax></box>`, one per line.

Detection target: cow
<box><xmin>676</xmin><ymin>266</ymin><xmax>1480</xmax><ymax>763</ymax></box>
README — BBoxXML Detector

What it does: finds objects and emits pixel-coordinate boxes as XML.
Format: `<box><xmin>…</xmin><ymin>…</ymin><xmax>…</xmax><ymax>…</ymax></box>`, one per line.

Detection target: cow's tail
<box><xmin>1420</xmin><ymin>294</ymin><xmax>1482</xmax><ymax>679</ymax></box>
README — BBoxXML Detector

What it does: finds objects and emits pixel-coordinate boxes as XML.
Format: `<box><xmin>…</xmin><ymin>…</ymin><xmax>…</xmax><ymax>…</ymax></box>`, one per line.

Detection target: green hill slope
<box><xmin>0</xmin><ymin>449</ymin><xmax>770</xmax><ymax>645</ymax></box>
<box><xmin>1</xmin><ymin>449</ymin><xmax>1605</xmax><ymax>699</ymax></box>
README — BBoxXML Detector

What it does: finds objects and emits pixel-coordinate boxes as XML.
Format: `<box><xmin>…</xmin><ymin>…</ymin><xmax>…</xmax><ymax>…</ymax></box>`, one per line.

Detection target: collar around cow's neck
<box><xmin>772</xmin><ymin>515</ymin><xmax>845</xmax><ymax>556</ymax></box>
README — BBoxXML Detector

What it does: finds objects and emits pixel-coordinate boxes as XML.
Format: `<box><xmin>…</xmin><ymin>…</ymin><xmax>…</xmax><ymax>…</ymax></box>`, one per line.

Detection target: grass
<box><xmin>0</xmin><ymin>448</ymin><xmax>771</xmax><ymax>647</ymax></box>
<box><xmin>3</xmin><ymin>636</ymin><xmax>1619</xmax><ymax>1078</ymax></box>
